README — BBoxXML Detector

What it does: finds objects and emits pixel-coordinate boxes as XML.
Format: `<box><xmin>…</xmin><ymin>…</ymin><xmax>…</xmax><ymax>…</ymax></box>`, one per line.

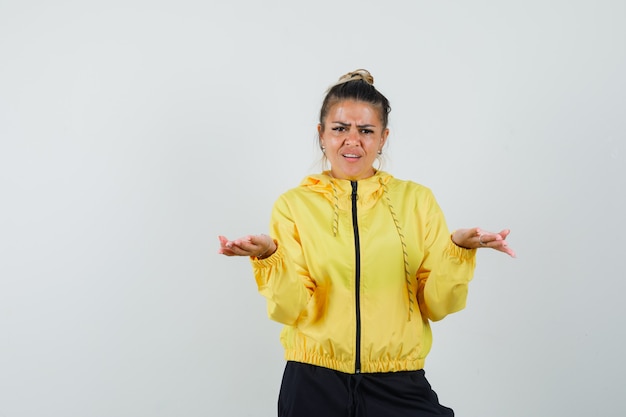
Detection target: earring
<box><xmin>377</xmin><ymin>149</ymin><xmax>382</xmax><ymax>155</ymax></box>
<box><xmin>321</xmin><ymin>146</ymin><xmax>326</xmax><ymax>154</ymax></box>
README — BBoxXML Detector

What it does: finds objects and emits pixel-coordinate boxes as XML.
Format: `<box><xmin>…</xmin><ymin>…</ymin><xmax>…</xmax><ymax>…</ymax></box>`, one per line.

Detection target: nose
<box><xmin>344</xmin><ymin>129</ymin><xmax>360</xmax><ymax>145</ymax></box>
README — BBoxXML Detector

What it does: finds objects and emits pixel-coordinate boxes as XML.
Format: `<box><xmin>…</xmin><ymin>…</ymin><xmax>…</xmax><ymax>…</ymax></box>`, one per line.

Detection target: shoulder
<box><xmin>274</xmin><ymin>175</ymin><xmax>326</xmax><ymax>206</ymax></box>
<box><xmin>384</xmin><ymin>174</ymin><xmax>435</xmax><ymax>198</ymax></box>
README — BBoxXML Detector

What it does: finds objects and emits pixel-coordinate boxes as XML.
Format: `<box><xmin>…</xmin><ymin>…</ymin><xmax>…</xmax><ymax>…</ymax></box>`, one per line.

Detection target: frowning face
<box><xmin>318</xmin><ymin>100</ymin><xmax>389</xmax><ymax>181</ymax></box>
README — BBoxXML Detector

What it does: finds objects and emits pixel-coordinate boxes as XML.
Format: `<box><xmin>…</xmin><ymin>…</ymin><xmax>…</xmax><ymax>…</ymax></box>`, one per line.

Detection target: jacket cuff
<box><xmin>446</xmin><ymin>238</ymin><xmax>477</xmax><ymax>263</ymax></box>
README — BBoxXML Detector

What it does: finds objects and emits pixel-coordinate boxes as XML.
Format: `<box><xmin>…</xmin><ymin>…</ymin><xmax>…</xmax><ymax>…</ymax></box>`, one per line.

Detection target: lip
<box><xmin>341</xmin><ymin>148</ymin><xmax>363</xmax><ymax>159</ymax></box>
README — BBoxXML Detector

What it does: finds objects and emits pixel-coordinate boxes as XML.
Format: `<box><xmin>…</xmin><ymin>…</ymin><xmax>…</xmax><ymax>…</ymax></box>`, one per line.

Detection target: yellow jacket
<box><xmin>252</xmin><ymin>171</ymin><xmax>476</xmax><ymax>374</ymax></box>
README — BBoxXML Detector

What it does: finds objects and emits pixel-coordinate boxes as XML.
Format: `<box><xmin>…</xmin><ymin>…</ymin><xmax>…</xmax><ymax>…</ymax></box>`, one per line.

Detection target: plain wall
<box><xmin>1</xmin><ymin>1</ymin><xmax>624</xmax><ymax>416</ymax></box>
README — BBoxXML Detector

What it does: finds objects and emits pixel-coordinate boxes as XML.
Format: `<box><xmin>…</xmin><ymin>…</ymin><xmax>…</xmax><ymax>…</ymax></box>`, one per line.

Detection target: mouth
<box><xmin>342</xmin><ymin>153</ymin><xmax>361</xmax><ymax>159</ymax></box>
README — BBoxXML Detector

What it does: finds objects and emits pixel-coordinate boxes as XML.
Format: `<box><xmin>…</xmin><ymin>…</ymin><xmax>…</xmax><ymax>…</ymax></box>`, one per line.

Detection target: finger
<box><xmin>493</xmin><ymin>240</ymin><xmax>516</xmax><ymax>258</ymax></box>
<box><xmin>218</xmin><ymin>238</ymin><xmax>240</xmax><ymax>256</ymax></box>
<box><xmin>218</xmin><ymin>235</ymin><xmax>230</xmax><ymax>247</ymax></box>
<box><xmin>218</xmin><ymin>248</ymin><xmax>238</xmax><ymax>256</ymax></box>
<box><xmin>232</xmin><ymin>237</ymin><xmax>266</xmax><ymax>256</ymax></box>
<box><xmin>477</xmin><ymin>232</ymin><xmax>493</xmax><ymax>247</ymax></box>
<box><xmin>225</xmin><ymin>244</ymin><xmax>254</xmax><ymax>256</ymax></box>
<box><xmin>498</xmin><ymin>245</ymin><xmax>516</xmax><ymax>258</ymax></box>
<box><xmin>478</xmin><ymin>232</ymin><xmax>500</xmax><ymax>248</ymax></box>
<box><xmin>218</xmin><ymin>235</ymin><xmax>238</xmax><ymax>255</ymax></box>
<box><xmin>219</xmin><ymin>235</ymin><xmax>251</xmax><ymax>250</ymax></box>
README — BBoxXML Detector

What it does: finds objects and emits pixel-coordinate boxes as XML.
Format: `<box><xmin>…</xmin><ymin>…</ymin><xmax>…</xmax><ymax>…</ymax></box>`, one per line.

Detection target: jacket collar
<box><xmin>301</xmin><ymin>170</ymin><xmax>392</xmax><ymax>200</ymax></box>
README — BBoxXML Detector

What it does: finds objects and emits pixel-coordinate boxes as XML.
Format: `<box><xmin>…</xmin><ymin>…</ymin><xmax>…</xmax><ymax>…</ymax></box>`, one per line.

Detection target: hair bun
<box><xmin>335</xmin><ymin>69</ymin><xmax>374</xmax><ymax>86</ymax></box>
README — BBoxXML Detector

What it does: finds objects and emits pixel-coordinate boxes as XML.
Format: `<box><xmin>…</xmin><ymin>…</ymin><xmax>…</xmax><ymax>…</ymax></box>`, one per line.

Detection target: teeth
<box><xmin>344</xmin><ymin>154</ymin><xmax>359</xmax><ymax>157</ymax></box>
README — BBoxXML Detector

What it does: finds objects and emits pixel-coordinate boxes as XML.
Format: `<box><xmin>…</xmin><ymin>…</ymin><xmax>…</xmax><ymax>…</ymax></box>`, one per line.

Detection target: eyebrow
<box><xmin>331</xmin><ymin>121</ymin><xmax>377</xmax><ymax>128</ymax></box>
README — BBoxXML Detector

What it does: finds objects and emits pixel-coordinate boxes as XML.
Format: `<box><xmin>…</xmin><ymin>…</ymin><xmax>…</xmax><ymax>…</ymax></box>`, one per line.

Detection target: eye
<box><xmin>331</xmin><ymin>126</ymin><xmax>346</xmax><ymax>132</ymax></box>
<box><xmin>360</xmin><ymin>129</ymin><xmax>374</xmax><ymax>134</ymax></box>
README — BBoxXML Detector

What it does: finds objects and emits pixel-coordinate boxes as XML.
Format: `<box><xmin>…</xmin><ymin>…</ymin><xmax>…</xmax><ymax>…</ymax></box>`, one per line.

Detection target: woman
<box><xmin>218</xmin><ymin>69</ymin><xmax>514</xmax><ymax>417</ymax></box>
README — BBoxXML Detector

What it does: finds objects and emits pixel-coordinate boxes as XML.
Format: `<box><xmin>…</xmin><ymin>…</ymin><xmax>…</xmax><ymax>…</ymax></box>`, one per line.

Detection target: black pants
<box><xmin>278</xmin><ymin>361</ymin><xmax>454</xmax><ymax>417</ymax></box>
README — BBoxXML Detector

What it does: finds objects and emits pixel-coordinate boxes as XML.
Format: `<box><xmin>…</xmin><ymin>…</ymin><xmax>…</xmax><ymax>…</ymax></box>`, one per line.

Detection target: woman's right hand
<box><xmin>218</xmin><ymin>234</ymin><xmax>276</xmax><ymax>259</ymax></box>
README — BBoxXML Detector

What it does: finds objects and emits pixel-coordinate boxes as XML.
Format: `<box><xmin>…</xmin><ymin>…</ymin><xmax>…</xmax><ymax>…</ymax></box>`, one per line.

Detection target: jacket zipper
<box><xmin>351</xmin><ymin>181</ymin><xmax>362</xmax><ymax>374</ymax></box>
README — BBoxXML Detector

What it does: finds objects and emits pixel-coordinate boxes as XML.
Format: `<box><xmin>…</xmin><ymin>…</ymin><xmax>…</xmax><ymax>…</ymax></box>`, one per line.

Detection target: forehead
<box><xmin>325</xmin><ymin>100</ymin><xmax>382</xmax><ymax>124</ymax></box>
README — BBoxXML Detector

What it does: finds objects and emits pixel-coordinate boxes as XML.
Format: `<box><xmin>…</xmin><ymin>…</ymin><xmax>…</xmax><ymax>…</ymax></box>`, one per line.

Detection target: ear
<box><xmin>380</xmin><ymin>128</ymin><xmax>389</xmax><ymax>149</ymax></box>
<box><xmin>317</xmin><ymin>124</ymin><xmax>324</xmax><ymax>146</ymax></box>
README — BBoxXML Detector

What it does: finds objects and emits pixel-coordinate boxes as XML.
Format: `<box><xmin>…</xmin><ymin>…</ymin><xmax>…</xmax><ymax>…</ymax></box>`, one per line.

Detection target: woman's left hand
<box><xmin>452</xmin><ymin>228</ymin><xmax>516</xmax><ymax>258</ymax></box>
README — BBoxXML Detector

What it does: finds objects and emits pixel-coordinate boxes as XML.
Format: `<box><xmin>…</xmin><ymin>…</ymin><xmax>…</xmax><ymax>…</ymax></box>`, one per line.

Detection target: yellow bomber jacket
<box><xmin>251</xmin><ymin>171</ymin><xmax>476</xmax><ymax>374</ymax></box>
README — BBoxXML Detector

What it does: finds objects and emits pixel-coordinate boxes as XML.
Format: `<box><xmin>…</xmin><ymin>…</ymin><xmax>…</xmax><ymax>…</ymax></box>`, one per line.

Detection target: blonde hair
<box><xmin>327</xmin><ymin>69</ymin><xmax>375</xmax><ymax>91</ymax></box>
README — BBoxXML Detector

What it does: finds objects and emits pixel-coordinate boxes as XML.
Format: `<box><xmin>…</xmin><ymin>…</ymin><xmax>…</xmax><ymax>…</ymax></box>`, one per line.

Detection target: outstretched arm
<box><xmin>451</xmin><ymin>228</ymin><xmax>516</xmax><ymax>258</ymax></box>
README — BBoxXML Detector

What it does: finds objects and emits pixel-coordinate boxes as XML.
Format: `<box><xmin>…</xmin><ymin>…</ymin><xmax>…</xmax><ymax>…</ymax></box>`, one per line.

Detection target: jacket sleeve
<box><xmin>416</xmin><ymin>190</ymin><xmax>477</xmax><ymax>322</ymax></box>
<box><xmin>250</xmin><ymin>195</ymin><xmax>316</xmax><ymax>325</ymax></box>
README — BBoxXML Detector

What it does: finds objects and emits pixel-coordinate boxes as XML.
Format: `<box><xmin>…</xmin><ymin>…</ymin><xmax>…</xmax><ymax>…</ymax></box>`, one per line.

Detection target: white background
<box><xmin>1</xmin><ymin>1</ymin><xmax>625</xmax><ymax>416</ymax></box>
